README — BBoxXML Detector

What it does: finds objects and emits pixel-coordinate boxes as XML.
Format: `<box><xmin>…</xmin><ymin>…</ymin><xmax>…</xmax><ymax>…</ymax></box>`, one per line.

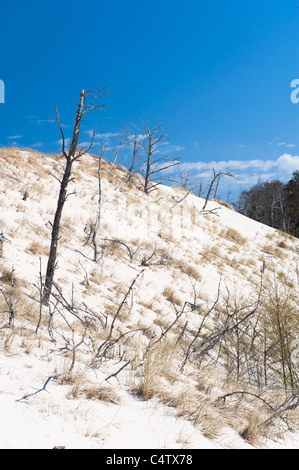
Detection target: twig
<box><xmin>170</xmin><ymin>190</ymin><xmax>192</xmax><ymax>210</ymax></box>
<box><xmin>102</xmin><ymin>238</ymin><xmax>133</xmax><ymax>262</ymax></box>
<box><xmin>260</xmin><ymin>393</ymin><xmax>299</xmax><ymax>429</ymax></box>
<box><xmin>16</xmin><ymin>375</ymin><xmax>58</xmax><ymax>403</ymax></box>
<box><xmin>180</xmin><ymin>275</ymin><xmax>222</xmax><ymax>371</ymax></box>
<box><xmin>218</xmin><ymin>390</ymin><xmax>292</xmax><ymax>430</ymax></box>
<box><xmin>105</xmin><ymin>357</ymin><xmax>136</xmax><ymax>383</ymax></box>
<box><xmin>106</xmin><ymin>270</ymin><xmax>145</xmax><ymax>343</ymax></box>
<box><xmin>35</xmin><ymin>257</ymin><xmax>43</xmax><ymax>333</ymax></box>
<box><xmin>154</xmin><ymin>301</ymin><xmax>189</xmax><ymax>345</ymax></box>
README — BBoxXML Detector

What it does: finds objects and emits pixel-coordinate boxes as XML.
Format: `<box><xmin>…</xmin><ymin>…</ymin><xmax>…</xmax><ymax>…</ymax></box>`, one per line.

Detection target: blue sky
<box><xmin>1</xmin><ymin>0</ymin><xmax>299</xmax><ymax>201</ymax></box>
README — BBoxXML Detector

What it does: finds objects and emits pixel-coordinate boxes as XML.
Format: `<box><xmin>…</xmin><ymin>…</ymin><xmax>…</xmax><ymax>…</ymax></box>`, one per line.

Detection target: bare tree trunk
<box><xmin>43</xmin><ymin>88</ymin><xmax>106</xmax><ymax>303</ymax></box>
<box><xmin>92</xmin><ymin>144</ymin><xmax>103</xmax><ymax>262</ymax></box>
<box><xmin>128</xmin><ymin>133</ymin><xmax>139</xmax><ymax>183</ymax></box>
<box><xmin>201</xmin><ymin>169</ymin><xmax>235</xmax><ymax>213</ymax></box>
<box><xmin>213</xmin><ymin>174</ymin><xmax>221</xmax><ymax>199</ymax></box>
<box><xmin>43</xmin><ymin>157</ymin><xmax>74</xmax><ymax>303</ymax></box>
<box><xmin>137</xmin><ymin>122</ymin><xmax>180</xmax><ymax>194</ymax></box>
<box><xmin>144</xmin><ymin>151</ymin><xmax>152</xmax><ymax>194</ymax></box>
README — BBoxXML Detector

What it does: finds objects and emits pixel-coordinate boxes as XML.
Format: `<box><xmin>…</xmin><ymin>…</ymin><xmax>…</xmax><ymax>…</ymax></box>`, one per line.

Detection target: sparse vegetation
<box><xmin>0</xmin><ymin>143</ymin><xmax>298</xmax><ymax>450</ymax></box>
<box><xmin>223</xmin><ymin>227</ymin><xmax>248</xmax><ymax>245</ymax></box>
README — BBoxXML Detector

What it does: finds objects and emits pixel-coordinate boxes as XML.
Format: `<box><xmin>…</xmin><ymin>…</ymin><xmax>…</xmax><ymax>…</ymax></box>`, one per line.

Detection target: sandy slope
<box><xmin>0</xmin><ymin>148</ymin><xmax>298</xmax><ymax>449</ymax></box>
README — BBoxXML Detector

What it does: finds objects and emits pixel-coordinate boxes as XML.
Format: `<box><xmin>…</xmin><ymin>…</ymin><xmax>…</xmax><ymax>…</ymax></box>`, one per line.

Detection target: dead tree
<box><xmin>127</xmin><ymin>132</ymin><xmax>140</xmax><ymax>183</ymax></box>
<box><xmin>111</xmin><ymin>130</ymin><xmax>126</xmax><ymax>166</ymax></box>
<box><xmin>137</xmin><ymin>122</ymin><xmax>180</xmax><ymax>193</ymax></box>
<box><xmin>43</xmin><ymin>88</ymin><xmax>107</xmax><ymax>303</ymax></box>
<box><xmin>177</xmin><ymin>168</ymin><xmax>193</xmax><ymax>190</ymax></box>
<box><xmin>201</xmin><ymin>168</ymin><xmax>235</xmax><ymax>213</ymax></box>
<box><xmin>92</xmin><ymin>143</ymin><xmax>104</xmax><ymax>262</ymax></box>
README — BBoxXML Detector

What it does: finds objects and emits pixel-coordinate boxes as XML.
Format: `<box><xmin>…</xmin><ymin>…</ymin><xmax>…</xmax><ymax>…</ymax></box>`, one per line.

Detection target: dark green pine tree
<box><xmin>285</xmin><ymin>171</ymin><xmax>299</xmax><ymax>238</ymax></box>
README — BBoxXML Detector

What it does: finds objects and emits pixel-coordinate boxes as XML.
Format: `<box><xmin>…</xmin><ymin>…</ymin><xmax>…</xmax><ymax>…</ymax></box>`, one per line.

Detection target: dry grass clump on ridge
<box><xmin>223</xmin><ymin>227</ymin><xmax>248</xmax><ymax>245</ymax></box>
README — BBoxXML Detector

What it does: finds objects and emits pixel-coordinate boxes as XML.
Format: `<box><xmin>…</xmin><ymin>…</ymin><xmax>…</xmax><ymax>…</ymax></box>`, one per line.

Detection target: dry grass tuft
<box><xmin>68</xmin><ymin>381</ymin><xmax>122</xmax><ymax>404</ymax></box>
<box><xmin>25</xmin><ymin>240</ymin><xmax>48</xmax><ymax>256</ymax></box>
<box><xmin>211</xmin><ymin>198</ymin><xmax>235</xmax><ymax>211</ymax></box>
<box><xmin>189</xmin><ymin>400</ymin><xmax>226</xmax><ymax>439</ymax></box>
<box><xmin>130</xmin><ymin>341</ymin><xmax>181</xmax><ymax>401</ymax></box>
<box><xmin>177</xmin><ymin>261</ymin><xmax>203</xmax><ymax>282</ymax></box>
<box><xmin>239</xmin><ymin>411</ymin><xmax>268</xmax><ymax>447</ymax></box>
<box><xmin>224</xmin><ymin>228</ymin><xmax>247</xmax><ymax>245</ymax></box>
<box><xmin>0</xmin><ymin>266</ymin><xmax>15</xmax><ymax>285</ymax></box>
<box><xmin>261</xmin><ymin>244</ymin><xmax>284</xmax><ymax>258</ymax></box>
<box><xmin>162</xmin><ymin>286</ymin><xmax>183</xmax><ymax>306</ymax></box>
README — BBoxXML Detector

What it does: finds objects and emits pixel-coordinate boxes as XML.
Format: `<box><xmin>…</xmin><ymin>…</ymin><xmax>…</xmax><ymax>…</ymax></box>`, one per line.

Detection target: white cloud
<box><xmin>85</xmin><ymin>130</ymin><xmax>119</xmax><ymax>140</ymax></box>
<box><xmin>268</xmin><ymin>139</ymin><xmax>296</xmax><ymax>148</ymax></box>
<box><xmin>57</xmin><ymin>138</ymin><xmax>71</xmax><ymax>147</ymax></box>
<box><xmin>181</xmin><ymin>153</ymin><xmax>299</xmax><ymax>192</ymax></box>
<box><xmin>153</xmin><ymin>143</ymin><xmax>185</xmax><ymax>156</ymax></box>
<box><xmin>37</xmin><ymin>119</ymin><xmax>54</xmax><ymax>124</ymax></box>
<box><xmin>31</xmin><ymin>142</ymin><xmax>44</xmax><ymax>148</ymax></box>
<box><xmin>78</xmin><ymin>141</ymin><xmax>93</xmax><ymax>148</ymax></box>
<box><xmin>277</xmin><ymin>153</ymin><xmax>299</xmax><ymax>173</ymax></box>
<box><xmin>7</xmin><ymin>135</ymin><xmax>22</xmax><ymax>139</ymax></box>
<box><xmin>182</xmin><ymin>158</ymin><xmax>278</xmax><ymax>173</ymax></box>
<box><xmin>33</xmin><ymin>119</ymin><xmax>55</xmax><ymax>125</ymax></box>
<box><xmin>8</xmin><ymin>142</ymin><xmax>20</xmax><ymax>147</ymax></box>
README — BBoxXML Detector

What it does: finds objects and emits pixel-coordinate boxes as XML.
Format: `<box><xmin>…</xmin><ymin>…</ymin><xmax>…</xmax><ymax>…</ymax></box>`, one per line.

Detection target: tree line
<box><xmin>236</xmin><ymin>172</ymin><xmax>299</xmax><ymax>238</ymax></box>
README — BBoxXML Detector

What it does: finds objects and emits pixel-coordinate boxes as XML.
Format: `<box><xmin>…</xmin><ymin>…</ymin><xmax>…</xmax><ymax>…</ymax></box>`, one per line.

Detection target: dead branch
<box><xmin>154</xmin><ymin>301</ymin><xmax>189</xmax><ymax>345</ymax></box>
<box><xmin>93</xmin><ymin>270</ymin><xmax>145</xmax><ymax>361</ymax></box>
<box><xmin>35</xmin><ymin>257</ymin><xmax>44</xmax><ymax>333</ymax></box>
<box><xmin>170</xmin><ymin>189</ymin><xmax>192</xmax><ymax>210</ymax></box>
<box><xmin>191</xmin><ymin>274</ymin><xmax>263</xmax><ymax>364</ymax></box>
<box><xmin>141</xmin><ymin>243</ymin><xmax>157</xmax><ymax>266</ymax></box>
<box><xmin>102</xmin><ymin>238</ymin><xmax>133</xmax><ymax>263</ymax></box>
<box><xmin>105</xmin><ymin>357</ymin><xmax>136</xmax><ymax>383</ymax></box>
<box><xmin>180</xmin><ymin>275</ymin><xmax>222</xmax><ymax>371</ymax></box>
<box><xmin>69</xmin><ymin>325</ymin><xmax>88</xmax><ymax>372</ymax></box>
<box><xmin>218</xmin><ymin>390</ymin><xmax>292</xmax><ymax>431</ymax></box>
<box><xmin>107</xmin><ymin>270</ymin><xmax>144</xmax><ymax>342</ymax></box>
<box><xmin>201</xmin><ymin>168</ymin><xmax>236</xmax><ymax>213</ymax></box>
<box><xmin>260</xmin><ymin>392</ymin><xmax>299</xmax><ymax>429</ymax></box>
<box><xmin>16</xmin><ymin>375</ymin><xmax>58</xmax><ymax>403</ymax></box>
